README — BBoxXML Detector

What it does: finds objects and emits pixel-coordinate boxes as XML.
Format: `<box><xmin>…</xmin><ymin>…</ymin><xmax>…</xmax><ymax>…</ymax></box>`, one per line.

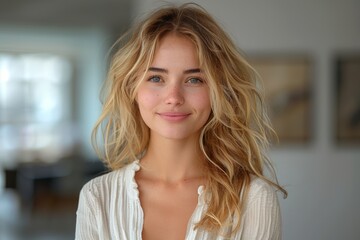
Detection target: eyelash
<box><xmin>147</xmin><ymin>75</ymin><xmax>204</xmax><ymax>84</ymax></box>
<box><xmin>148</xmin><ymin>75</ymin><xmax>162</xmax><ymax>83</ymax></box>
<box><xmin>186</xmin><ymin>77</ymin><xmax>204</xmax><ymax>84</ymax></box>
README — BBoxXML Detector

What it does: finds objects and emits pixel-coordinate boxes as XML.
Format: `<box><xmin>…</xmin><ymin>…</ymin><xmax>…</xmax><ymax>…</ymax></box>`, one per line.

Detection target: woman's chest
<box><xmin>137</xmin><ymin>181</ymin><xmax>201</xmax><ymax>240</ymax></box>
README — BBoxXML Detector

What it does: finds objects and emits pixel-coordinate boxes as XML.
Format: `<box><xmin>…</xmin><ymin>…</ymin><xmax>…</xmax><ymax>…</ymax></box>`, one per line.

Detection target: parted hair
<box><xmin>92</xmin><ymin>2</ymin><xmax>287</xmax><ymax>235</ymax></box>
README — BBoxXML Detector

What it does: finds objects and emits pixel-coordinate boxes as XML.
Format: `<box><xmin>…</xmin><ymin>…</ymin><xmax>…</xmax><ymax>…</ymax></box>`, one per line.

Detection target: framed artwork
<box><xmin>248</xmin><ymin>55</ymin><xmax>312</xmax><ymax>144</ymax></box>
<box><xmin>336</xmin><ymin>55</ymin><xmax>360</xmax><ymax>144</ymax></box>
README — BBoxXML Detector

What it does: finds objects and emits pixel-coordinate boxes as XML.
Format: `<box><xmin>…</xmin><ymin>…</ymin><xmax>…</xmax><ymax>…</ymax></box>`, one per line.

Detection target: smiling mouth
<box><xmin>157</xmin><ymin>112</ymin><xmax>191</xmax><ymax>121</ymax></box>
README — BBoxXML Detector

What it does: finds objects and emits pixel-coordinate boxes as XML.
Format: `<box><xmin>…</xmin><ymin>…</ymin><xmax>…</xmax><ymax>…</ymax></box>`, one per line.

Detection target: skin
<box><xmin>135</xmin><ymin>33</ymin><xmax>211</xmax><ymax>240</ymax></box>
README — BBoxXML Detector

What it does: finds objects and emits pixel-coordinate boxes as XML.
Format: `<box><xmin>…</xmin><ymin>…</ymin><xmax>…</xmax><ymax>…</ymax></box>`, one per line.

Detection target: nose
<box><xmin>165</xmin><ymin>84</ymin><xmax>184</xmax><ymax>105</ymax></box>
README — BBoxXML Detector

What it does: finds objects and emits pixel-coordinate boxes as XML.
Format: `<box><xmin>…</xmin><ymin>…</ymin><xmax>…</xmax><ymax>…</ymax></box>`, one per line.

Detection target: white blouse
<box><xmin>75</xmin><ymin>160</ymin><xmax>282</xmax><ymax>239</ymax></box>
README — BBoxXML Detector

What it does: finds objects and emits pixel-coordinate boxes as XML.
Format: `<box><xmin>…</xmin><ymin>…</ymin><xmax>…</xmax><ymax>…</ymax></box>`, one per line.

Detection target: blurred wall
<box><xmin>132</xmin><ymin>1</ymin><xmax>360</xmax><ymax>240</ymax></box>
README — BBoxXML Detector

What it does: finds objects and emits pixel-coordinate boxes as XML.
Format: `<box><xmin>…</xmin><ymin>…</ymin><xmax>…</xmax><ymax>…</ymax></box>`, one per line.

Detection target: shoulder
<box><xmin>235</xmin><ymin>177</ymin><xmax>282</xmax><ymax>239</ymax></box>
<box><xmin>76</xmin><ymin>161</ymin><xmax>140</xmax><ymax>238</ymax></box>
<box><xmin>79</xmin><ymin>161</ymin><xmax>138</xmax><ymax>199</ymax></box>
<box><xmin>81</xmin><ymin>168</ymin><xmax>122</xmax><ymax>192</ymax></box>
<box><xmin>246</xmin><ymin>177</ymin><xmax>280</xmax><ymax>208</ymax></box>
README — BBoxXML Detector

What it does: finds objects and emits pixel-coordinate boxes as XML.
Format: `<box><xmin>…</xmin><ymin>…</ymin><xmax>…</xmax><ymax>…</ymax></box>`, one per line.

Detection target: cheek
<box><xmin>136</xmin><ymin>88</ymin><xmax>158</xmax><ymax>112</ymax></box>
<box><xmin>195</xmin><ymin>91</ymin><xmax>211</xmax><ymax>113</ymax></box>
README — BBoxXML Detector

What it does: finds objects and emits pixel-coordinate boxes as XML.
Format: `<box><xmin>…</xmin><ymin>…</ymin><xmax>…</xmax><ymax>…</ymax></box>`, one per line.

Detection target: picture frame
<box><xmin>335</xmin><ymin>55</ymin><xmax>360</xmax><ymax>144</ymax></box>
<box><xmin>248</xmin><ymin>55</ymin><xmax>312</xmax><ymax>144</ymax></box>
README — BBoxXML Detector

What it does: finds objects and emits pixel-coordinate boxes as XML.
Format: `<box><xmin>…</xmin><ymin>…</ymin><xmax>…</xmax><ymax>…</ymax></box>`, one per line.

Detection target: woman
<box><xmin>76</xmin><ymin>3</ymin><xmax>287</xmax><ymax>240</ymax></box>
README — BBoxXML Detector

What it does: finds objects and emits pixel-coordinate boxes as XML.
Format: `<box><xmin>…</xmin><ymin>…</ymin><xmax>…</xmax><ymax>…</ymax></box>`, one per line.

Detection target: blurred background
<box><xmin>0</xmin><ymin>0</ymin><xmax>359</xmax><ymax>239</ymax></box>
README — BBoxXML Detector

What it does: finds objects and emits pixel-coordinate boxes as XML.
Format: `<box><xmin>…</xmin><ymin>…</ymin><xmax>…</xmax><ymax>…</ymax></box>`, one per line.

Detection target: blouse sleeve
<box><xmin>75</xmin><ymin>182</ymin><xmax>100</xmax><ymax>240</ymax></box>
<box><xmin>235</xmin><ymin>179</ymin><xmax>282</xmax><ymax>240</ymax></box>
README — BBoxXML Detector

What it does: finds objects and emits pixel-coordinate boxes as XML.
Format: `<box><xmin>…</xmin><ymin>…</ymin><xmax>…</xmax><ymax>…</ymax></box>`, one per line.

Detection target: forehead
<box><xmin>151</xmin><ymin>33</ymin><xmax>200</xmax><ymax>67</ymax></box>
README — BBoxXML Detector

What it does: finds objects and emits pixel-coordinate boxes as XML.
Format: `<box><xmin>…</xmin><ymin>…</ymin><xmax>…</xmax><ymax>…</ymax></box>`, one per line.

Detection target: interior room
<box><xmin>0</xmin><ymin>0</ymin><xmax>359</xmax><ymax>239</ymax></box>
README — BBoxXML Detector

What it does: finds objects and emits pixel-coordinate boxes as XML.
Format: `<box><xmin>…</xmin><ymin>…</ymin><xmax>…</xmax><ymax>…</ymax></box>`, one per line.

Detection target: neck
<box><xmin>139</xmin><ymin>135</ymin><xmax>205</xmax><ymax>183</ymax></box>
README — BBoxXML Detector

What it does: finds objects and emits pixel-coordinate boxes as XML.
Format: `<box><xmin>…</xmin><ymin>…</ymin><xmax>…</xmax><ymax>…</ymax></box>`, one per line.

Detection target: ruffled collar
<box><xmin>126</xmin><ymin>160</ymin><xmax>206</xmax><ymax>204</ymax></box>
<box><xmin>127</xmin><ymin>160</ymin><xmax>141</xmax><ymax>199</ymax></box>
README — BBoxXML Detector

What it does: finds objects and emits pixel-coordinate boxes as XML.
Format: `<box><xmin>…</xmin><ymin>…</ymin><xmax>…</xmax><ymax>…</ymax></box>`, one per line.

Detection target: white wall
<box><xmin>133</xmin><ymin>1</ymin><xmax>360</xmax><ymax>239</ymax></box>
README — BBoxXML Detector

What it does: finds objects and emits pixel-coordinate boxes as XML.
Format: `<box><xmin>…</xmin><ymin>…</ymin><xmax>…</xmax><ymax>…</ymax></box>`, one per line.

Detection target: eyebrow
<box><xmin>148</xmin><ymin>67</ymin><xmax>202</xmax><ymax>74</ymax></box>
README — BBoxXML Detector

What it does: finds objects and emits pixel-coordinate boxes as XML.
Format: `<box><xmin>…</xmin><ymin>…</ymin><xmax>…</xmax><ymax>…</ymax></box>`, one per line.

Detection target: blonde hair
<box><xmin>93</xmin><ymin>2</ymin><xmax>287</xmax><ymax>236</ymax></box>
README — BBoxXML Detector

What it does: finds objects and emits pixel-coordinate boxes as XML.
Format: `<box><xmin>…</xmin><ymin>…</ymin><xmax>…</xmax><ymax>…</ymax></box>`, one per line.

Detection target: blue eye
<box><xmin>148</xmin><ymin>75</ymin><xmax>161</xmax><ymax>82</ymax></box>
<box><xmin>187</xmin><ymin>77</ymin><xmax>203</xmax><ymax>84</ymax></box>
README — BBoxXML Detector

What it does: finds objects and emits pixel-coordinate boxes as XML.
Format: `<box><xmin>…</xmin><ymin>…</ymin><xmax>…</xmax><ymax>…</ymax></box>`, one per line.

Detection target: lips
<box><xmin>157</xmin><ymin>112</ymin><xmax>191</xmax><ymax>121</ymax></box>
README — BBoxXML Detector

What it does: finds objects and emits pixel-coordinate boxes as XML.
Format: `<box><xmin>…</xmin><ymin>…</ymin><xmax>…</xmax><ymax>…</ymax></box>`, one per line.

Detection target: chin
<box><xmin>156</xmin><ymin>130</ymin><xmax>200</xmax><ymax>141</ymax></box>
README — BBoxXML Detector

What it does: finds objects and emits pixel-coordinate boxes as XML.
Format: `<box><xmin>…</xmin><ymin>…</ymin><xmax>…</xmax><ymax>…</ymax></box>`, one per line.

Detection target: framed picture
<box><xmin>336</xmin><ymin>55</ymin><xmax>360</xmax><ymax>144</ymax></box>
<box><xmin>248</xmin><ymin>55</ymin><xmax>312</xmax><ymax>144</ymax></box>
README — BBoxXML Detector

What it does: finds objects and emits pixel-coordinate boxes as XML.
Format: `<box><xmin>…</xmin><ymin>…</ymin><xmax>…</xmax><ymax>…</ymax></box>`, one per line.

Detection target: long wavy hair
<box><xmin>92</xmin><ymin>2</ymin><xmax>287</xmax><ymax>235</ymax></box>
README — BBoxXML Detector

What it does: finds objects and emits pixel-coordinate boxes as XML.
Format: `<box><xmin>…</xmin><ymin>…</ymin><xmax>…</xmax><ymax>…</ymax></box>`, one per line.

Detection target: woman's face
<box><xmin>136</xmin><ymin>33</ymin><xmax>211</xmax><ymax>141</ymax></box>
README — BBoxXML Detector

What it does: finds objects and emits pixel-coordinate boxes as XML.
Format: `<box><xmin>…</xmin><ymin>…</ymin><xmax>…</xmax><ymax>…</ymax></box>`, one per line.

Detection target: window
<box><xmin>0</xmin><ymin>53</ymin><xmax>74</xmax><ymax>164</ymax></box>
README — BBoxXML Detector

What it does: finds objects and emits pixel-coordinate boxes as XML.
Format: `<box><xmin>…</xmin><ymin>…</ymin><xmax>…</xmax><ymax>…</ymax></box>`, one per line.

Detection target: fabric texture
<box><xmin>75</xmin><ymin>160</ymin><xmax>282</xmax><ymax>240</ymax></box>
